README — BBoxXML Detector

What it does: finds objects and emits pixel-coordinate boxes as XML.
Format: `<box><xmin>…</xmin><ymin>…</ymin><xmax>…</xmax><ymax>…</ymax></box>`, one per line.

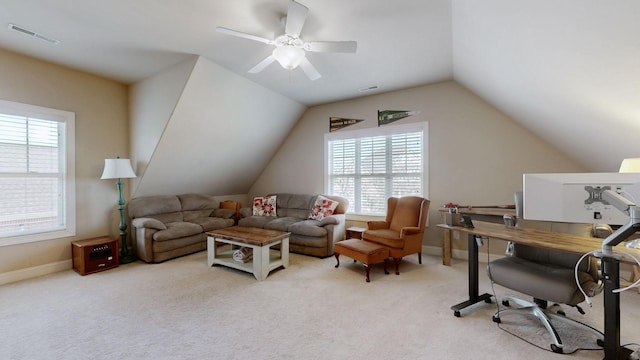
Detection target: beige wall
<box><xmin>0</xmin><ymin>49</ymin><xmax>129</xmax><ymax>281</ymax></box>
<box><xmin>250</xmin><ymin>81</ymin><xmax>586</xmax><ymax>255</ymax></box>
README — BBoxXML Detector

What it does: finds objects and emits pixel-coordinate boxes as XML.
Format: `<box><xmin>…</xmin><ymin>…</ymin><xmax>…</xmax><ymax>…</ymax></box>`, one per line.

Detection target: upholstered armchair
<box><xmin>362</xmin><ymin>196</ymin><xmax>430</xmax><ymax>275</ymax></box>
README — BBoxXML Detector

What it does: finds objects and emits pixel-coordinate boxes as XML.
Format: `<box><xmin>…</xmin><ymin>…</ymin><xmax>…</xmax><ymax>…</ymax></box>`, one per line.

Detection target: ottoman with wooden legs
<box><xmin>334</xmin><ymin>239</ymin><xmax>390</xmax><ymax>282</ymax></box>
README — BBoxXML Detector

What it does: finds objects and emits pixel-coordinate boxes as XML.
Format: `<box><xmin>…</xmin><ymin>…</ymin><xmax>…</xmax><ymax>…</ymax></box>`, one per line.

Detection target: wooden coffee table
<box><xmin>207</xmin><ymin>226</ymin><xmax>290</xmax><ymax>281</ymax></box>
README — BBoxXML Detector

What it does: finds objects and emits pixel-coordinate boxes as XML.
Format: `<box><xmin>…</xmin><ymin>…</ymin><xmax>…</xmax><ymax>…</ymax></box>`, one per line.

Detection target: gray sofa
<box><xmin>238</xmin><ymin>193</ymin><xmax>348</xmax><ymax>257</ymax></box>
<box><xmin>127</xmin><ymin>193</ymin><xmax>236</xmax><ymax>263</ymax></box>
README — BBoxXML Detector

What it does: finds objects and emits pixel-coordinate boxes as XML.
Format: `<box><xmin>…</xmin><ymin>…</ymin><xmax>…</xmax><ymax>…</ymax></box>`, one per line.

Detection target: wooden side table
<box><xmin>71</xmin><ymin>237</ymin><xmax>119</xmax><ymax>275</ymax></box>
<box><xmin>346</xmin><ymin>226</ymin><xmax>367</xmax><ymax>240</ymax></box>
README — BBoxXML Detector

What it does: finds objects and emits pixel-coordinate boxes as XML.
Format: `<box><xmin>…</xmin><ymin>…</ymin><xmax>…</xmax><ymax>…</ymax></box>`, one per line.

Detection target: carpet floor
<box><xmin>0</xmin><ymin>250</ymin><xmax>639</xmax><ymax>359</ymax></box>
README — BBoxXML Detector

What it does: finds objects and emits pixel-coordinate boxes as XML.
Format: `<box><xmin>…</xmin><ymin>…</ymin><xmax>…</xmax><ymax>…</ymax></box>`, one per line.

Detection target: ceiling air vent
<box><xmin>8</xmin><ymin>24</ymin><xmax>59</xmax><ymax>44</ymax></box>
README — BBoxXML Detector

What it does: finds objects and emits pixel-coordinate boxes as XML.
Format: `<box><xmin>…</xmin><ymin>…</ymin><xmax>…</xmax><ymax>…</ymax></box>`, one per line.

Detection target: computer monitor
<box><xmin>523</xmin><ymin>172</ymin><xmax>640</xmax><ymax>225</ymax></box>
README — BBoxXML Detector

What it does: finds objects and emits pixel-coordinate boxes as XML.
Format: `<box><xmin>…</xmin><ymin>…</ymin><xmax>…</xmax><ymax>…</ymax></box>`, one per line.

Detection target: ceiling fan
<box><xmin>216</xmin><ymin>0</ymin><xmax>357</xmax><ymax>81</ymax></box>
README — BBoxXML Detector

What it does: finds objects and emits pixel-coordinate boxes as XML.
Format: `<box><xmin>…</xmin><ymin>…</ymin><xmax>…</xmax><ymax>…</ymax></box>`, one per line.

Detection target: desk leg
<box><xmin>442</xmin><ymin>229</ymin><xmax>452</xmax><ymax>266</ymax></box>
<box><xmin>602</xmin><ymin>256</ymin><xmax>632</xmax><ymax>360</ymax></box>
<box><xmin>450</xmin><ymin>233</ymin><xmax>492</xmax><ymax>317</ymax></box>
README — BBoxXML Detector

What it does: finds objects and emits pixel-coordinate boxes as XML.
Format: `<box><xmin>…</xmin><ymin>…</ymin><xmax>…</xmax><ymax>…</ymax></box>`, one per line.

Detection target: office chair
<box><xmin>487</xmin><ymin>192</ymin><xmax>610</xmax><ymax>353</ymax></box>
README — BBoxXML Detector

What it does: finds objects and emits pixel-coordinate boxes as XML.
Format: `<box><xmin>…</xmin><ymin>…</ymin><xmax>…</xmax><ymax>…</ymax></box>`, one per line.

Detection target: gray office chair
<box><xmin>488</xmin><ymin>191</ymin><xmax>610</xmax><ymax>353</ymax></box>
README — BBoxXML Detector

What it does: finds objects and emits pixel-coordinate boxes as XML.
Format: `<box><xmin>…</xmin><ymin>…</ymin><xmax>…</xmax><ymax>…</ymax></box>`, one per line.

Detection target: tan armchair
<box><xmin>362</xmin><ymin>196</ymin><xmax>430</xmax><ymax>275</ymax></box>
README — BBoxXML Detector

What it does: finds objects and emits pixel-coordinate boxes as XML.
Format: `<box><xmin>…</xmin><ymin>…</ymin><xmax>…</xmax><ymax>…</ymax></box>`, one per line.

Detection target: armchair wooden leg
<box><xmin>418</xmin><ymin>252</ymin><xmax>422</xmax><ymax>264</ymax></box>
<box><xmin>334</xmin><ymin>253</ymin><xmax>340</xmax><ymax>268</ymax></box>
<box><xmin>383</xmin><ymin>258</ymin><xmax>390</xmax><ymax>275</ymax></box>
<box><xmin>394</xmin><ymin>258</ymin><xmax>401</xmax><ymax>275</ymax></box>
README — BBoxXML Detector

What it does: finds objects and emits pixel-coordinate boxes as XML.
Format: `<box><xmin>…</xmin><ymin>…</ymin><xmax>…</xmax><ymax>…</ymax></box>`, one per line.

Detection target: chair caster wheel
<box><xmin>454</xmin><ymin>311</ymin><xmax>461</xmax><ymax>317</ymax></box>
<box><xmin>484</xmin><ymin>297</ymin><xmax>492</xmax><ymax>304</ymax></box>
<box><xmin>502</xmin><ymin>300</ymin><xmax>510</xmax><ymax>307</ymax></box>
<box><xmin>551</xmin><ymin>344</ymin><xmax>563</xmax><ymax>354</ymax></box>
<box><xmin>597</xmin><ymin>339</ymin><xmax>605</xmax><ymax>347</ymax></box>
<box><xmin>492</xmin><ymin>315</ymin><xmax>501</xmax><ymax>323</ymax></box>
<box><xmin>556</xmin><ymin>310</ymin><xmax>566</xmax><ymax>316</ymax></box>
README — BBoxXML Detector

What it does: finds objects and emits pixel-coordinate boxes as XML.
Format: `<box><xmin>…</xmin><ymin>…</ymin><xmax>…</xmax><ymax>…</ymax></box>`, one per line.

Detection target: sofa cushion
<box><xmin>153</xmin><ymin>222</ymin><xmax>203</xmax><ymax>242</ymax></box>
<box><xmin>238</xmin><ymin>216</ymin><xmax>273</xmax><ymax>228</ymax></box>
<box><xmin>180</xmin><ymin>193</ymin><xmax>217</xmax><ymax>221</ymax></box>
<box><xmin>253</xmin><ymin>195</ymin><xmax>277</xmax><ymax>216</ymax></box>
<box><xmin>272</xmin><ymin>193</ymin><xmax>314</xmax><ymax>219</ymax></box>
<box><xmin>188</xmin><ymin>217</ymin><xmax>235</xmax><ymax>232</ymax></box>
<box><xmin>128</xmin><ymin>195</ymin><xmax>183</xmax><ymax>223</ymax></box>
<box><xmin>289</xmin><ymin>220</ymin><xmax>328</xmax><ymax>237</ymax></box>
<box><xmin>263</xmin><ymin>217</ymin><xmax>301</xmax><ymax>232</ymax></box>
<box><xmin>308</xmin><ymin>195</ymin><xmax>339</xmax><ymax>221</ymax></box>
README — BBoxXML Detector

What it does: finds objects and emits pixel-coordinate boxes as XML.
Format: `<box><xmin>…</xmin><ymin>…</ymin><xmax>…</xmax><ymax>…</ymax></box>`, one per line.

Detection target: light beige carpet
<box><xmin>1</xmin><ymin>251</ymin><xmax>639</xmax><ymax>360</ymax></box>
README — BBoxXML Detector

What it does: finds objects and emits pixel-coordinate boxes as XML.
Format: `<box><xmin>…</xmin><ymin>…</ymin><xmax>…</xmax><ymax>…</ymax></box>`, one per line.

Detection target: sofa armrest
<box><xmin>211</xmin><ymin>208</ymin><xmax>236</xmax><ymax>219</ymax></box>
<box><xmin>367</xmin><ymin>221</ymin><xmax>389</xmax><ymax>230</ymax></box>
<box><xmin>318</xmin><ymin>215</ymin><xmax>340</xmax><ymax>226</ymax></box>
<box><xmin>323</xmin><ymin>214</ymin><xmax>346</xmax><ymax>255</ymax></box>
<box><xmin>132</xmin><ymin>217</ymin><xmax>167</xmax><ymax>230</ymax></box>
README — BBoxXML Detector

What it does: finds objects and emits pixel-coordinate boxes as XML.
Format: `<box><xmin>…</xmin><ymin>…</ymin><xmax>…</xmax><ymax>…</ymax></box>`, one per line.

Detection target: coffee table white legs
<box><xmin>207</xmin><ymin>235</ymin><xmax>289</xmax><ymax>281</ymax></box>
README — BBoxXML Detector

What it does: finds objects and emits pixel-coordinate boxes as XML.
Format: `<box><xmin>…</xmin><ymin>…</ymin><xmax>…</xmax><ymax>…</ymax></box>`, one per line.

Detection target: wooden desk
<box><xmin>438</xmin><ymin>207</ymin><xmax>516</xmax><ymax>265</ymax></box>
<box><xmin>437</xmin><ymin>221</ymin><xmax>640</xmax><ymax>360</ymax></box>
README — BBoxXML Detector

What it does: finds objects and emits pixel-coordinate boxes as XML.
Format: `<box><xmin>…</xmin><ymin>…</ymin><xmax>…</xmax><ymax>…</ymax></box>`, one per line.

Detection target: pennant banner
<box><xmin>378</xmin><ymin>110</ymin><xmax>420</xmax><ymax>126</ymax></box>
<box><xmin>330</xmin><ymin>117</ymin><xmax>364</xmax><ymax>132</ymax></box>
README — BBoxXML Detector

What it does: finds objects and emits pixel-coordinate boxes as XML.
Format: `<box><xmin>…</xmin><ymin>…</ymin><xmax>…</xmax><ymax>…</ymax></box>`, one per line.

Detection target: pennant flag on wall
<box><xmin>330</xmin><ymin>117</ymin><xmax>364</xmax><ymax>132</ymax></box>
<box><xmin>378</xmin><ymin>110</ymin><xmax>420</xmax><ymax>126</ymax></box>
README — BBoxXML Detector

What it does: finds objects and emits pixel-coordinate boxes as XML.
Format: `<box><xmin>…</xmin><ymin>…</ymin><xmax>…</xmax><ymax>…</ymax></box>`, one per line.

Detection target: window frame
<box><xmin>324</xmin><ymin>122</ymin><xmax>428</xmax><ymax>215</ymax></box>
<box><xmin>0</xmin><ymin>99</ymin><xmax>76</xmax><ymax>246</ymax></box>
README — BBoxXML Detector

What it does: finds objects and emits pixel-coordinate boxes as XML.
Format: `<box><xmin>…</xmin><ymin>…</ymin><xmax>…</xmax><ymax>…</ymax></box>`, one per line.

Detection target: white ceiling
<box><xmin>0</xmin><ymin>0</ymin><xmax>638</xmax><ymax>171</ymax></box>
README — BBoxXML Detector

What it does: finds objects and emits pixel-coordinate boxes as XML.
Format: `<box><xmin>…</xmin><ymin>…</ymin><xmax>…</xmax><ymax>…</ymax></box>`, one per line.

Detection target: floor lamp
<box><xmin>101</xmin><ymin>157</ymin><xmax>137</xmax><ymax>264</ymax></box>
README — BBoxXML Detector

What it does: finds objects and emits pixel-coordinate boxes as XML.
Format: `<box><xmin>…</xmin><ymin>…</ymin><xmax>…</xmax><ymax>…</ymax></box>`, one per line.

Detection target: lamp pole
<box><xmin>115</xmin><ymin>176</ymin><xmax>135</xmax><ymax>263</ymax></box>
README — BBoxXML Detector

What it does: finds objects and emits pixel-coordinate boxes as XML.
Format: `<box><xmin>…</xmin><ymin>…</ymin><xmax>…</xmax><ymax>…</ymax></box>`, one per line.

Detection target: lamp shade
<box><xmin>618</xmin><ymin>158</ymin><xmax>640</xmax><ymax>173</ymax></box>
<box><xmin>100</xmin><ymin>158</ymin><xmax>136</xmax><ymax>179</ymax></box>
<box><xmin>272</xmin><ymin>46</ymin><xmax>305</xmax><ymax>69</ymax></box>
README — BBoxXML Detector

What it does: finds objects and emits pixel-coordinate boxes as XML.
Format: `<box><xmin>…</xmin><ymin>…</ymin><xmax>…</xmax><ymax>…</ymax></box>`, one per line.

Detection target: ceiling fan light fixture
<box><xmin>272</xmin><ymin>46</ymin><xmax>305</xmax><ymax>70</ymax></box>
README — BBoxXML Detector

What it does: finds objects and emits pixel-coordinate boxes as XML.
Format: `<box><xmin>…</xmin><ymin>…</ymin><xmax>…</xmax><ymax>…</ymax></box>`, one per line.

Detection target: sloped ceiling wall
<box><xmin>130</xmin><ymin>56</ymin><xmax>306</xmax><ymax>198</ymax></box>
<box><xmin>452</xmin><ymin>0</ymin><xmax>640</xmax><ymax>171</ymax></box>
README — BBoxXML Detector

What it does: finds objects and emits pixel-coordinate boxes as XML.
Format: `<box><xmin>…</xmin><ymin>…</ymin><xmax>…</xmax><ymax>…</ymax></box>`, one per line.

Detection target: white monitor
<box><xmin>523</xmin><ymin>172</ymin><xmax>640</xmax><ymax>225</ymax></box>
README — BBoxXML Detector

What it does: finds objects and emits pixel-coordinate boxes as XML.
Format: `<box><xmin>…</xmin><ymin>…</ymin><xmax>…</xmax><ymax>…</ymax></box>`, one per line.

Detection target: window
<box><xmin>0</xmin><ymin>99</ymin><xmax>75</xmax><ymax>246</ymax></box>
<box><xmin>325</xmin><ymin>122</ymin><xmax>427</xmax><ymax>215</ymax></box>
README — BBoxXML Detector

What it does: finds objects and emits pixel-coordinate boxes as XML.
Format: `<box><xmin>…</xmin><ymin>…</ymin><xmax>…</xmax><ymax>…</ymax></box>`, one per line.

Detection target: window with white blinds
<box><xmin>0</xmin><ymin>100</ymin><xmax>75</xmax><ymax>245</ymax></box>
<box><xmin>326</xmin><ymin>123</ymin><xmax>427</xmax><ymax>215</ymax></box>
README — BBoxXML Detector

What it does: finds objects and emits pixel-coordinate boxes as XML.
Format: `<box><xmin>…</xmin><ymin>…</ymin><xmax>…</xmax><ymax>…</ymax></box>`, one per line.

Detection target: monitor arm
<box><xmin>600</xmin><ymin>190</ymin><xmax>640</xmax><ymax>255</ymax></box>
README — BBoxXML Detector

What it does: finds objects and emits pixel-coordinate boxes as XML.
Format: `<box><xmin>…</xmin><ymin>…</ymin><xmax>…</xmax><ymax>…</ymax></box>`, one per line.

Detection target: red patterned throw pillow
<box><xmin>253</xmin><ymin>195</ymin><xmax>277</xmax><ymax>217</ymax></box>
<box><xmin>308</xmin><ymin>195</ymin><xmax>339</xmax><ymax>221</ymax></box>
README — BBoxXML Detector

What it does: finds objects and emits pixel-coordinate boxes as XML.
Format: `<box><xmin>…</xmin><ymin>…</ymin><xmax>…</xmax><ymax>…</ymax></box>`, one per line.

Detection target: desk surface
<box><xmin>438</xmin><ymin>207</ymin><xmax>516</xmax><ymax>217</ymax></box>
<box><xmin>437</xmin><ymin>221</ymin><xmax>640</xmax><ymax>264</ymax></box>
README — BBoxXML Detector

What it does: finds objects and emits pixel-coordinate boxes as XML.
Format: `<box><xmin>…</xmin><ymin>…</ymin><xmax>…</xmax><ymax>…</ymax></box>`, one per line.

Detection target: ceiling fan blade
<box><xmin>305</xmin><ymin>41</ymin><xmax>357</xmax><ymax>53</ymax></box>
<box><xmin>248</xmin><ymin>55</ymin><xmax>276</xmax><ymax>73</ymax></box>
<box><xmin>216</xmin><ymin>27</ymin><xmax>273</xmax><ymax>45</ymax></box>
<box><xmin>299</xmin><ymin>57</ymin><xmax>321</xmax><ymax>81</ymax></box>
<box><xmin>285</xmin><ymin>0</ymin><xmax>308</xmax><ymax>38</ymax></box>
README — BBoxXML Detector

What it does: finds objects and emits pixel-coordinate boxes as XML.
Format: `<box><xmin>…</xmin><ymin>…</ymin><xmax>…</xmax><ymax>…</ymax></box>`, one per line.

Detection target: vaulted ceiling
<box><xmin>0</xmin><ymin>0</ymin><xmax>638</xmax><ymax>171</ymax></box>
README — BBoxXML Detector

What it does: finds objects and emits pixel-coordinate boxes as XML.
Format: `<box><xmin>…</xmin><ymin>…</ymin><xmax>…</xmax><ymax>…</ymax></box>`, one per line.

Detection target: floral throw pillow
<box><xmin>308</xmin><ymin>195</ymin><xmax>339</xmax><ymax>221</ymax></box>
<box><xmin>253</xmin><ymin>195</ymin><xmax>277</xmax><ymax>217</ymax></box>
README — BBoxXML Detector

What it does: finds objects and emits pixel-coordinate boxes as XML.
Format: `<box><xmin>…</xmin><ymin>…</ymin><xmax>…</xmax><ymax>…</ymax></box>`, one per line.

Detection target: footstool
<box><xmin>334</xmin><ymin>239</ymin><xmax>389</xmax><ymax>282</ymax></box>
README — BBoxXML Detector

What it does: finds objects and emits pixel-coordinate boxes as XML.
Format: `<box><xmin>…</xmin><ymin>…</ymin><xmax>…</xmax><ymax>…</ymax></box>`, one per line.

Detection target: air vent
<box><xmin>8</xmin><ymin>24</ymin><xmax>59</xmax><ymax>44</ymax></box>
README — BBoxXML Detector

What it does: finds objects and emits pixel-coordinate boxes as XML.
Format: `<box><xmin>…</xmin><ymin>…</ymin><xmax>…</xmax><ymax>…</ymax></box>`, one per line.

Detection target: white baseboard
<box><xmin>0</xmin><ymin>260</ymin><xmax>72</xmax><ymax>286</ymax></box>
